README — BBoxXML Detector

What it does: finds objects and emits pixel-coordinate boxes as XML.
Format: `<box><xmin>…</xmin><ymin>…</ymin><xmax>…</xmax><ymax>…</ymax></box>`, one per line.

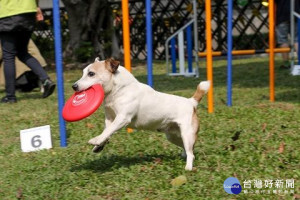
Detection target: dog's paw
<box><xmin>92</xmin><ymin>145</ymin><xmax>105</xmax><ymax>153</ymax></box>
<box><xmin>88</xmin><ymin>137</ymin><xmax>102</xmax><ymax>146</ymax></box>
<box><xmin>91</xmin><ymin>140</ymin><xmax>109</xmax><ymax>153</ymax></box>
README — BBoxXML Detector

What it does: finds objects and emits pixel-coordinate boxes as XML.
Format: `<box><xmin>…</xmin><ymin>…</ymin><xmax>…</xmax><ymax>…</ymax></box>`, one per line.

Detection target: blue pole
<box><xmin>186</xmin><ymin>24</ymin><xmax>193</xmax><ymax>73</ymax></box>
<box><xmin>53</xmin><ymin>0</ymin><xmax>67</xmax><ymax>147</ymax></box>
<box><xmin>227</xmin><ymin>0</ymin><xmax>233</xmax><ymax>106</ymax></box>
<box><xmin>298</xmin><ymin>17</ymin><xmax>300</xmax><ymax>64</ymax></box>
<box><xmin>146</xmin><ymin>0</ymin><xmax>153</xmax><ymax>87</ymax></box>
<box><xmin>171</xmin><ymin>38</ymin><xmax>177</xmax><ymax>73</ymax></box>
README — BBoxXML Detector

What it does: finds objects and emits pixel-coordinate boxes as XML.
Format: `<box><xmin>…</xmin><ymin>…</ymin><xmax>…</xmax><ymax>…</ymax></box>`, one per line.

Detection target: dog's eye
<box><xmin>88</xmin><ymin>71</ymin><xmax>95</xmax><ymax>77</ymax></box>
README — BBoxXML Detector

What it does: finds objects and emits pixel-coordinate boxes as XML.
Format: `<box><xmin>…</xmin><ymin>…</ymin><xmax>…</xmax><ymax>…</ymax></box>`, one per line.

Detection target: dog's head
<box><xmin>72</xmin><ymin>57</ymin><xmax>119</xmax><ymax>92</ymax></box>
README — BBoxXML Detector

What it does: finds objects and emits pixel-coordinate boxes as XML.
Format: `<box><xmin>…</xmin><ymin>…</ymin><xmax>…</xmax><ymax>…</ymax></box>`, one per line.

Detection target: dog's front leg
<box><xmin>88</xmin><ymin>114</ymin><xmax>131</xmax><ymax>149</ymax></box>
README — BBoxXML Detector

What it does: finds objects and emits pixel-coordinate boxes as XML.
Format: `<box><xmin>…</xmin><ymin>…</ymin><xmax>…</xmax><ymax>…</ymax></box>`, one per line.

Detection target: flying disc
<box><xmin>62</xmin><ymin>84</ymin><xmax>104</xmax><ymax>122</ymax></box>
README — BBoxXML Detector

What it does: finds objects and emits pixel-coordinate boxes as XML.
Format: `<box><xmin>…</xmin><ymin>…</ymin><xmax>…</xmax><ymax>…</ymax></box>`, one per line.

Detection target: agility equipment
<box><xmin>52</xmin><ymin>0</ymin><xmax>67</xmax><ymax>147</ymax></box>
<box><xmin>290</xmin><ymin>0</ymin><xmax>300</xmax><ymax>76</ymax></box>
<box><xmin>165</xmin><ymin>0</ymin><xmax>199</xmax><ymax>77</ymax></box>
<box><xmin>62</xmin><ymin>84</ymin><xmax>104</xmax><ymax>122</ymax></box>
<box><xmin>204</xmin><ymin>0</ymin><xmax>292</xmax><ymax>111</ymax></box>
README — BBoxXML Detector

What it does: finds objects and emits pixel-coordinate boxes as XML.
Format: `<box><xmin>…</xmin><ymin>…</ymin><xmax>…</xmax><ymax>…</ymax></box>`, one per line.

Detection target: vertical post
<box><xmin>227</xmin><ymin>0</ymin><xmax>233</xmax><ymax>107</ymax></box>
<box><xmin>171</xmin><ymin>38</ymin><xmax>177</xmax><ymax>73</ymax></box>
<box><xmin>146</xmin><ymin>0</ymin><xmax>153</xmax><ymax>87</ymax></box>
<box><xmin>193</xmin><ymin>0</ymin><xmax>199</xmax><ymax>77</ymax></box>
<box><xmin>52</xmin><ymin>0</ymin><xmax>67</xmax><ymax>147</ymax></box>
<box><xmin>269</xmin><ymin>0</ymin><xmax>275</xmax><ymax>102</ymax></box>
<box><xmin>205</xmin><ymin>0</ymin><xmax>214</xmax><ymax>113</ymax></box>
<box><xmin>291</xmin><ymin>0</ymin><xmax>295</xmax><ymax>67</ymax></box>
<box><xmin>186</xmin><ymin>24</ymin><xmax>193</xmax><ymax>73</ymax></box>
<box><xmin>298</xmin><ymin>18</ymin><xmax>300</xmax><ymax>64</ymax></box>
<box><xmin>122</xmin><ymin>0</ymin><xmax>132</xmax><ymax>72</ymax></box>
<box><xmin>178</xmin><ymin>31</ymin><xmax>185</xmax><ymax>74</ymax></box>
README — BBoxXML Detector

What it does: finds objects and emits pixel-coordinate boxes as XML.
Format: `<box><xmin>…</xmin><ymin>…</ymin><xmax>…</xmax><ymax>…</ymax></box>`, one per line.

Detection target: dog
<box><xmin>72</xmin><ymin>58</ymin><xmax>210</xmax><ymax>170</ymax></box>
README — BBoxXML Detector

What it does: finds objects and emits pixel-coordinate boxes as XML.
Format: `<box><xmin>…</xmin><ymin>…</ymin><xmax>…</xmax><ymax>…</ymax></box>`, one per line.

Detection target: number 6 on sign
<box><xmin>20</xmin><ymin>125</ymin><xmax>52</xmax><ymax>152</ymax></box>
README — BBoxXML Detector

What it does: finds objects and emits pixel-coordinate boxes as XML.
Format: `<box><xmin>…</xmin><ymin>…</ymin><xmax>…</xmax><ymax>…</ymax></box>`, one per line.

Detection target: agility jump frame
<box><xmin>203</xmin><ymin>0</ymin><xmax>292</xmax><ymax>112</ymax></box>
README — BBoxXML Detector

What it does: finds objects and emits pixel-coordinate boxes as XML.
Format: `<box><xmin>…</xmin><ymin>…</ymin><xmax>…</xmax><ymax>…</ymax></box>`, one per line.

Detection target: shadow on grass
<box><xmin>70</xmin><ymin>153</ymin><xmax>178</xmax><ymax>173</ymax></box>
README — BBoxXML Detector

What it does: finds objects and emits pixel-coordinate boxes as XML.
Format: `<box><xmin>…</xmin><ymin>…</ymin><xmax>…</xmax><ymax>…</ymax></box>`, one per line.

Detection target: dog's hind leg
<box><xmin>165</xmin><ymin>132</ymin><xmax>186</xmax><ymax>157</ymax></box>
<box><xmin>180</xmin><ymin>124</ymin><xmax>197</xmax><ymax>171</ymax></box>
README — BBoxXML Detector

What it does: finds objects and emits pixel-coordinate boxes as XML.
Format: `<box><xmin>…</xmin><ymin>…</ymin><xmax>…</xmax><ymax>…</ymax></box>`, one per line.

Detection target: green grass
<box><xmin>0</xmin><ymin>57</ymin><xmax>299</xmax><ymax>199</ymax></box>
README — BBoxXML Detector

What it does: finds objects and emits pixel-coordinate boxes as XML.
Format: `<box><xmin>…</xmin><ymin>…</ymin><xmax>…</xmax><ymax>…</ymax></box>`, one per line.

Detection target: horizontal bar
<box><xmin>168</xmin><ymin>72</ymin><xmax>196</xmax><ymax>76</ymax></box>
<box><xmin>165</xmin><ymin>19</ymin><xmax>195</xmax><ymax>45</ymax></box>
<box><xmin>198</xmin><ymin>48</ymin><xmax>291</xmax><ymax>57</ymax></box>
<box><xmin>293</xmin><ymin>11</ymin><xmax>300</xmax><ymax>19</ymax></box>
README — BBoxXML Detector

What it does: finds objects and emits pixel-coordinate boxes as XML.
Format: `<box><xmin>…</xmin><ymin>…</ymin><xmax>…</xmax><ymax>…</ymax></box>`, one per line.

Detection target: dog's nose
<box><xmin>72</xmin><ymin>83</ymin><xmax>79</xmax><ymax>91</ymax></box>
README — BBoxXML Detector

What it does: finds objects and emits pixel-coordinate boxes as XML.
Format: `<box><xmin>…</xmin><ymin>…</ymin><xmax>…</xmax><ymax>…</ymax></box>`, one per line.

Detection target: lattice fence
<box><xmin>34</xmin><ymin>0</ymin><xmax>270</xmax><ymax>60</ymax></box>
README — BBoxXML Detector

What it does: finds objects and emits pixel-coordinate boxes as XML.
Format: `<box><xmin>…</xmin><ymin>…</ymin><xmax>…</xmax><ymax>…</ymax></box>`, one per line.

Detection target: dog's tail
<box><xmin>190</xmin><ymin>81</ymin><xmax>210</xmax><ymax>107</ymax></box>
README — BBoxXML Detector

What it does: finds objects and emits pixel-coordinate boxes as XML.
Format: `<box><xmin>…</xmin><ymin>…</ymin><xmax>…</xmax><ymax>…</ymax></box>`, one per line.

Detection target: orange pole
<box><xmin>198</xmin><ymin>48</ymin><xmax>290</xmax><ymax>57</ymax></box>
<box><xmin>205</xmin><ymin>0</ymin><xmax>214</xmax><ymax>113</ymax></box>
<box><xmin>122</xmin><ymin>0</ymin><xmax>133</xmax><ymax>133</ymax></box>
<box><xmin>269</xmin><ymin>0</ymin><xmax>275</xmax><ymax>102</ymax></box>
<box><xmin>122</xmin><ymin>0</ymin><xmax>131</xmax><ymax>72</ymax></box>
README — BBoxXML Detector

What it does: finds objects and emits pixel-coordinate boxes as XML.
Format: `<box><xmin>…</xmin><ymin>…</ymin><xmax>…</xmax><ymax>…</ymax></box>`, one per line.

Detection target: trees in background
<box><xmin>61</xmin><ymin>0</ymin><xmax>120</xmax><ymax>62</ymax></box>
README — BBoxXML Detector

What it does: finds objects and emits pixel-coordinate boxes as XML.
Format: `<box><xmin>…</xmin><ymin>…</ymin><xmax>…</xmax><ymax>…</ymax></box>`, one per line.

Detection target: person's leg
<box><xmin>0</xmin><ymin>32</ymin><xmax>18</xmax><ymax>101</ymax></box>
<box><xmin>15</xmin><ymin>31</ymin><xmax>49</xmax><ymax>81</ymax></box>
<box><xmin>276</xmin><ymin>21</ymin><xmax>290</xmax><ymax>69</ymax></box>
<box><xmin>15</xmin><ymin>31</ymin><xmax>56</xmax><ymax>98</ymax></box>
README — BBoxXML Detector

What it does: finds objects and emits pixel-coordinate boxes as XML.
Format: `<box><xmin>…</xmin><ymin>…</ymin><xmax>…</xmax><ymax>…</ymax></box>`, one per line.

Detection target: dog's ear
<box><xmin>105</xmin><ymin>58</ymin><xmax>120</xmax><ymax>74</ymax></box>
<box><xmin>95</xmin><ymin>57</ymin><xmax>100</xmax><ymax>62</ymax></box>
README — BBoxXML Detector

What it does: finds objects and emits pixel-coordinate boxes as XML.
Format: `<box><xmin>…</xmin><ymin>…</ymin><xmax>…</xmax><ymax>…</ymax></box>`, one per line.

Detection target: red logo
<box><xmin>72</xmin><ymin>92</ymin><xmax>87</xmax><ymax>106</ymax></box>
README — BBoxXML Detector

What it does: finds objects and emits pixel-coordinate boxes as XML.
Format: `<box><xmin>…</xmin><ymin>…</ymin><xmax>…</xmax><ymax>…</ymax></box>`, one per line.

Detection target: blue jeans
<box><xmin>0</xmin><ymin>31</ymin><xmax>49</xmax><ymax>97</ymax></box>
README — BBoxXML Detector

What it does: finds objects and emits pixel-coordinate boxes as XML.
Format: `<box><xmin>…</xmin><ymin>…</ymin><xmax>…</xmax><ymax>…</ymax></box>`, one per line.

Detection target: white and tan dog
<box><xmin>72</xmin><ymin>58</ymin><xmax>210</xmax><ymax>170</ymax></box>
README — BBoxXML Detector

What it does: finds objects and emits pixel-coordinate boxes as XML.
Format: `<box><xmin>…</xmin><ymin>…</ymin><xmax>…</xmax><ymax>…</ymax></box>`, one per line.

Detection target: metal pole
<box><xmin>291</xmin><ymin>0</ymin><xmax>295</xmax><ymax>67</ymax></box>
<box><xmin>227</xmin><ymin>0</ymin><xmax>233</xmax><ymax>107</ymax></box>
<box><xmin>205</xmin><ymin>0</ymin><xmax>214</xmax><ymax>113</ymax></box>
<box><xmin>186</xmin><ymin>25</ymin><xmax>193</xmax><ymax>73</ymax></box>
<box><xmin>298</xmin><ymin>18</ymin><xmax>300</xmax><ymax>64</ymax></box>
<box><xmin>122</xmin><ymin>0</ymin><xmax>132</xmax><ymax>72</ymax></box>
<box><xmin>52</xmin><ymin>0</ymin><xmax>67</xmax><ymax>147</ymax></box>
<box><xmin>171</xmin><ymin>38</ymin><xmax>177</xmax><ymax>73</ymax></box>
<box><xmin>269</xmin><ymin>0</ymin><xmax>275</xmax><ymax>102</ymax></box>
<box><xmin>178</xmin><ymin>31</ymin><xmax>185</xmax><ymax>74</ymax></box>
<box><xmin>193</xmin><ymin>0</ymin><xmax>199</xmax><ymax>77</ymax></box>
<box><xmin>146</xmin><ymin>0</ymin><xmax>153</xmax><ymax>87</ymax></box>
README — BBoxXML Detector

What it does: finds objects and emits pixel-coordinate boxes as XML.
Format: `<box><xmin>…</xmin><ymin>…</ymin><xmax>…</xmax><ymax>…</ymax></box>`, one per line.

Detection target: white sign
<box><xmin>20</xmin><ymin>125</ymin><xmax>52</xmax><ymax>152</ymax></box>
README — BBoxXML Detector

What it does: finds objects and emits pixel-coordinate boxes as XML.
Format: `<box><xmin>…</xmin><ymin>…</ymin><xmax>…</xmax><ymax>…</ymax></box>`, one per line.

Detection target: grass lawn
<box><xmin>0</xmin><ymin>57</ymin><xmax>299</xmax><ymax>199</ymax></box>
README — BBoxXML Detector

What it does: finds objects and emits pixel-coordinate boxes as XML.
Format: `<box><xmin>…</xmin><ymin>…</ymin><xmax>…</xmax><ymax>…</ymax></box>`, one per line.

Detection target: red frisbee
<box><xmin>62</xmin><ymin>84</ymin><xmax>104</xmax><ymax>122</ymax></box>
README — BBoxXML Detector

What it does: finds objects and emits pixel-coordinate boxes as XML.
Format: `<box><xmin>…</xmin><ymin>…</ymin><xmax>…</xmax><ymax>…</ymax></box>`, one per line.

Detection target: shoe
<box><xmin>42</xmin><ymin>79</ymin><xmax>56</xmax><ymax>98</ymax></box>
<box><xmin>279</xmin><ymin>65</ymin><xmax>290</xmax><ymax>69</ymax></box>
<box><xmin>1</xmin><ymin>96</ymin><xmax>17</xmax><ymax>103</ymax></box>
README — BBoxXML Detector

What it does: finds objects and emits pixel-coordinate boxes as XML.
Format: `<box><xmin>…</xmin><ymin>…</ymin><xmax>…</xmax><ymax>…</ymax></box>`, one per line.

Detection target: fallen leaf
<box><xmin>262</xmin><ymin>123</ymin><xmax>267</xmax><ymax>132</ymax></box>
<box><xmin>16</xmin><ymin>187</ymin><xmax>23</xmax><ymax>199</ymax></box>
<box><xmin>249</xmin><ymin>138</ymin><xmax>255</xmax><ymax>143</ymax></box>
<box><xmin>153</xmin><ymin>157</ymin><xmax>162</xmax><ymax>164</ymax></box>
<box><xmin>171</xmin><ymin>175</ymin><xmax>187</xmax><ymax>187</ymax></box>
<box><xmin>86</xmin><ymin>123</ymin><xmax>95</xmax><ymax>129</ymax></box>
<box><xmin>140</xmin><ymin>166</ymin><xmax>146</xmax><ymax>172</ymax></box>
<box><xmin>279</xmin><ymin>142</ymin><xmax>285</xmax><ymax>153</ymax></box>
